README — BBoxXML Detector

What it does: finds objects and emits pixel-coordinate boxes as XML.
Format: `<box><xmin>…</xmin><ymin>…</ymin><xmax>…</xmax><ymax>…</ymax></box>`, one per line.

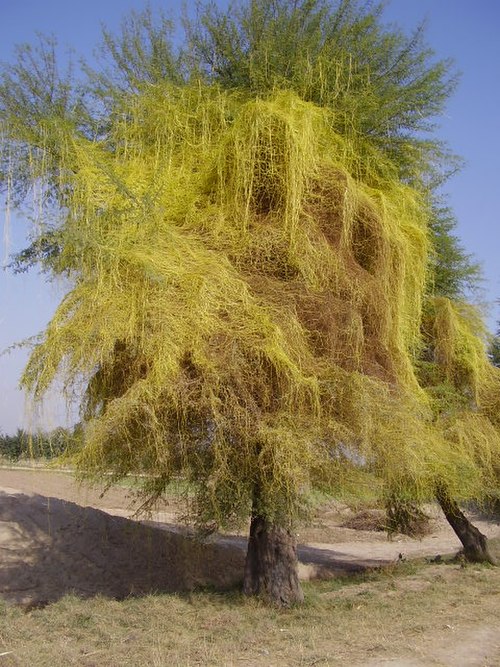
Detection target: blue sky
<box><xmin>1</xmin><ymin>0</ymin><xmax>499</xmax><ymax>434</ymax></box>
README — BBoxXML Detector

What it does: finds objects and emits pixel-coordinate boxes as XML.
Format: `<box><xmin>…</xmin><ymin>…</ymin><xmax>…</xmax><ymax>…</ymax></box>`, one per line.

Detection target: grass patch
<box><xmin>1</xmin><ymin>560</ymin><xmax>499</xmax><ymax>666</ymax></box>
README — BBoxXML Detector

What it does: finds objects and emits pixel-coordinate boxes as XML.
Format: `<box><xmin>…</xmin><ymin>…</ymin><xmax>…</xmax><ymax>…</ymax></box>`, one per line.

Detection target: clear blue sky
<box><xmin>1</xmin><ymin>0</ymin><xmax>499</xmax><ymax>434</ymax></box>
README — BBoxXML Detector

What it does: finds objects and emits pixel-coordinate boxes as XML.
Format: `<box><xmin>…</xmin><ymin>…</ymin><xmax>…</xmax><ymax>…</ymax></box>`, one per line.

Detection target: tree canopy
<box><xmin>184</xmin><ymin>0</ymin><xmax>457</xmax><ymax>180</ymax></box>
<box><xmin>15</xmin><ymin>86</ymin><xmax>442</xmax><ymax>520</ymax></box>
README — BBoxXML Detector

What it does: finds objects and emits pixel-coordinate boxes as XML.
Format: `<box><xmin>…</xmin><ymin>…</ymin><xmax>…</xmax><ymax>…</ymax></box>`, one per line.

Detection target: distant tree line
<box><xmin>0</xmin><ymin>426</ymin><xmax>79</xmax><ymax>461</ymax></box>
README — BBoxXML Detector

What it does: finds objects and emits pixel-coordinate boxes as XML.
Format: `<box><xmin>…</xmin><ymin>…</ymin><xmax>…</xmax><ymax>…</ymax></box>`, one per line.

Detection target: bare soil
<box><xmin>1</xmin><ymin>466</ymin><xmax>500</xmax><ymax>604</ymax></box>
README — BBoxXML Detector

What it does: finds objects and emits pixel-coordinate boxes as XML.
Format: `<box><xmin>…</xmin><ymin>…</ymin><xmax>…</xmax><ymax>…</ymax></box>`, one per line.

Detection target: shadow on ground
<box><xmin>0</xmin><ymin>491</ymin><xmax>247</xmax><ymax>606</ymax></box>
<box><xmin>0</xmin><ymin>490</ymin><xmax>389</xmax><ymax>607</ymax></box>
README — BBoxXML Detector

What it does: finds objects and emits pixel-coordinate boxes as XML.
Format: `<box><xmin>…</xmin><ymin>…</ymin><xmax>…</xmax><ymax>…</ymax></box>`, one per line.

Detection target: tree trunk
<box><xmin>436</xmin><ymin>486</ymin><xmax>497</xmax><ymax>565</ymax></box>
<box><xmin>243</xmin><ymin>513</ymin><xmax>304</xmax><ymax>606</ymax></box>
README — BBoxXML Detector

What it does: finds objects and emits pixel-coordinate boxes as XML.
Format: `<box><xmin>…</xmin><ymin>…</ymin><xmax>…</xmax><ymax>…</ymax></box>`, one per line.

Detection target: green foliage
<box><xmin>0</xmin><ymin>429</ymin><xmax>26</xmax><ymax>460</ymax></box>
<box><xmin>89</xmin><ymin>5</ymin><xmax>184</xmax><ymax>99</ymax></box>
<box><xmin>184</xmin><ymin>0</ymin><xmax>457</xmax><ymax>183</ymax></box>
<box><xmin>489</xmin><ymin>336</ymin><xmax>500</xmax><ymax>368</ymax></box>
<box><xmin>427</xmin><ymin>197</ymin><xmax>483</xmax><ymax>300</ymax></box>
<box><xmin>488</xmin><ymin>318</ymin><xmax>500</xmax><ymax>368</ymax></box>
<box><xmin>0</xmin><ymin>426</ymin><xmax>75</xmax><ymax>461</ymax></box>
<box><xmin>0</xmin><ymin>36</ymin><xmax>90</xmax><ymax>208</ymax></box>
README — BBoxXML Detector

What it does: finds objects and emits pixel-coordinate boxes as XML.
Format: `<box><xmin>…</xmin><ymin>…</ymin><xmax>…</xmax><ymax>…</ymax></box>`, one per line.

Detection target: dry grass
<box><xmin>1</xmin><ymin>545</ymin><xmax>499</xmax><ymax>667</ymax></box>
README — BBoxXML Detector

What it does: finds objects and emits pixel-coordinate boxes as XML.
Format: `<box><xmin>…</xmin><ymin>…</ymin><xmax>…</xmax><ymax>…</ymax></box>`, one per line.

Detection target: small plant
<box><xmin>385</xmin><ymin>498</ymin><xmax>432</xmax><ymax>538</ymax></box>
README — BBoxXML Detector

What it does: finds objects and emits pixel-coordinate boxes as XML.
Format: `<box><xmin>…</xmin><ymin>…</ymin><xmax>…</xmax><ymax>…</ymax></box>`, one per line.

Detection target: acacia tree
<box><xmin>1</xmin><ymin>1</ymin><xmax>499</xmax><ymax>603</ymax></box>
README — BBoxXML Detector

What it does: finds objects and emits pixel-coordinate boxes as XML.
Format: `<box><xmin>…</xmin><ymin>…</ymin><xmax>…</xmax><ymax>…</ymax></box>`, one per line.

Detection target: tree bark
<box><xmin>436</xmin><ymin>486</ymin><xmax>497</xmax><ymax>565</ymax></box>
<box><xmin>243</xmin><ymin>513</ymin><xmax>304</xmax><ymax>606</ymax></box>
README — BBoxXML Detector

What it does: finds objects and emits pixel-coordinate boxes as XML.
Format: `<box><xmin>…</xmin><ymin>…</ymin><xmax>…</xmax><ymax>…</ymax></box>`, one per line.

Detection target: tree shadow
<box><xmin>0</xmin><ymin>490</ymin><xmax>391</xmax><ymax>608</ymax></box>
<box><xmin>0</xmin><ymin>491</ymin><xmax>246</xmax><ymax>607</ymax></box>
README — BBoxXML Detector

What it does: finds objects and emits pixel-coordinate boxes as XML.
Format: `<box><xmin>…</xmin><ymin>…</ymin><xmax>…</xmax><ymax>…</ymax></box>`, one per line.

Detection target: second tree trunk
<box><xmin>436</xmin><ymin>486</ymin><xmax>496</xmax><ymax>565</ymax></box>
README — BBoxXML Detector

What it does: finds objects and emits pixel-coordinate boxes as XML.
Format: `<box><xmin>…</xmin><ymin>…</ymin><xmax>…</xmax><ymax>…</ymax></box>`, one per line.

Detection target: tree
<box><xmin>110</xmin><ymin>2</ymin><xmax>500</xmax><ymax>560</ymax></box>
<box><xmin>0</xmin><ymin>429</ymin><xmax>26</xmax><ymax>461</ymax></box>
<box><xmin>417</xmin><ymin>185</ymin><xmax>496</xmax><ymax>563</ymax></box>
<box><xmin>416</xmin><ymin>297</ymin><xmax>500</xmax><ymax>563</ymax></box>
<box><xmin>1</xmin><ymin>2</ymin><xmax>498</xmax><ymax>604</ymax></box>
<box><xmin>488</xmin><ymin>319</ymin><xmax>500</xmax><ymax>368</ymax></box>
<box><xmin>427</xmin><ymin>197</ymin><xmax>483</xmax><ymax>301</ymax></box>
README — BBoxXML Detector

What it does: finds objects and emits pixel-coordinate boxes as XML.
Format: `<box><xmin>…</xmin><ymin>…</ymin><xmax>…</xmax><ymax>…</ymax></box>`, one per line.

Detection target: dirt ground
<box><xmin>1</xmin><ymin>466</ymin><xmax>500</xmax><ymax>603</ymax></box>
<box><xmin>1</xmin><ymin>466</ymin><xmax>499</xmax><ymax>666</ymax></box>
